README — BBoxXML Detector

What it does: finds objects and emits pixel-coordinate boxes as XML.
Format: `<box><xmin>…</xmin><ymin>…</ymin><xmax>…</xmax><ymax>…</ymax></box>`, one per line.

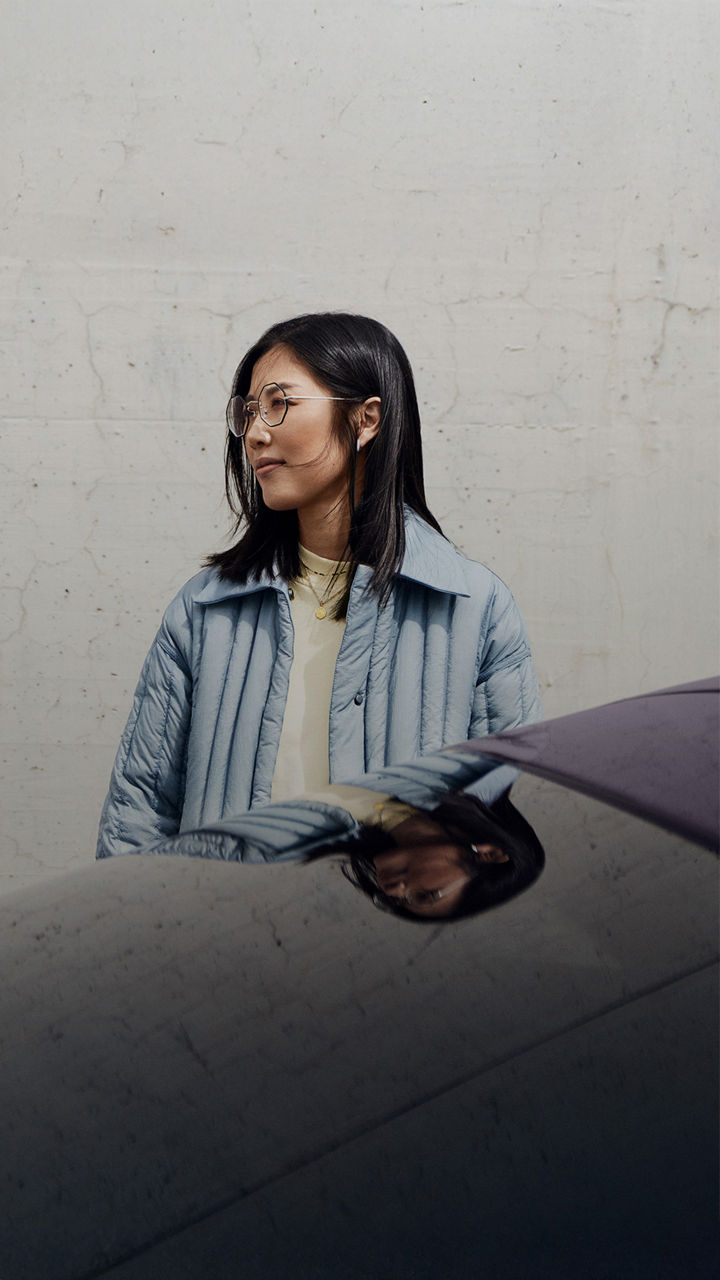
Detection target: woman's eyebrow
<box><xmin>247</xmin><ymin>380</ymin><xmax>300</xmax><ymax>399</ymax></box>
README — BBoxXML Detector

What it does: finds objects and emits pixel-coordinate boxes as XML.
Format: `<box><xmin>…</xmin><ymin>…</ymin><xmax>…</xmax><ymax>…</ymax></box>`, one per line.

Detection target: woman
<box><xmin>97</xmin><ymin>312</ymin><xmax>541</xmax><ymax>859</ymax></box>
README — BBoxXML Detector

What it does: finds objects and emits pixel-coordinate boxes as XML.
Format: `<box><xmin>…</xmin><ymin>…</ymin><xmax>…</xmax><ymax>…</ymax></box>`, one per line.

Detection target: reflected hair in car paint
<box><xmin>323</xmin><ymin>792</ymin><xmax>545</xmax><ymax>924</ymax></box>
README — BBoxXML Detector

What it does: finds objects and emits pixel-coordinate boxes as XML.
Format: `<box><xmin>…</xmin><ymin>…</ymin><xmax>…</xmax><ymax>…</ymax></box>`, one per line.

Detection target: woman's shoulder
<box><xmin>164</xmin><ymin>564</ymin><xmax>274</xmax><ymax>613</ymax></box>
<box><xmin>155</xmin><ymin>566</ymin><xmax>243</xmax><ymax>653</ymax></box>
<box><xmin>402</xmin><ymin>509</ymin><xmax>510</xmax><ymax>601</ymax></box>
<box><xmin>162</xmin><ymin>566</ymin><xmax>221</xmax><ymax>616</ymax></box>
<box><xmin>158</xmin><ymin>564</ymin><xmax>280</xmax><ymax>645</ymax></box>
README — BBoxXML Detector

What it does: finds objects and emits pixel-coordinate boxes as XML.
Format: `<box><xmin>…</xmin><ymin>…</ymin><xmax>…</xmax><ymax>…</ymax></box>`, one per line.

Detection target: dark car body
<box><xmin>1</xmin><ymin>773</ymin><xmax>717</xmax><ymax>1279</ymax></box>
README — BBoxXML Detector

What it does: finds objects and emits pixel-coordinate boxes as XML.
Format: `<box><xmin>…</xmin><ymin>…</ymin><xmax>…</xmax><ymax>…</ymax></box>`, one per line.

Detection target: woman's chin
<box><xmin>258</xmin><ymin>488</ymin><xmax>298</xmax><ymax>512</ymax></box>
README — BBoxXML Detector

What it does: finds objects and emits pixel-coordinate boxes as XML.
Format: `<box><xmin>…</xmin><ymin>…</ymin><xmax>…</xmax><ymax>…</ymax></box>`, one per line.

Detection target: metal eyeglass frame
<box><xmin>228</xmin><ymin>382</ymin><xmax>358</xmax><ymax>439</ymax></box>
<box><xmin>373</xmin><ymin>848</ymin><xmax>482</xmax><ymax>911</ymax></box>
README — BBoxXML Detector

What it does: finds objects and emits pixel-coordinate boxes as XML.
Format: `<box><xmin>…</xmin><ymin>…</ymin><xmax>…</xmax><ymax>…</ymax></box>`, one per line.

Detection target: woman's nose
<box><xmin>244</xmin><ymin>415</ymin><xmax>272</xmax><ymax>451</ymax></box>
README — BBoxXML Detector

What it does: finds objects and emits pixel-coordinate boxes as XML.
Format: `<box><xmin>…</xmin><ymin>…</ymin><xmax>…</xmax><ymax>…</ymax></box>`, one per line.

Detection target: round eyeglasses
<box><xmin>377</xmin><ymin>870</ymin><xmax>477</xmax><ymax>910</ymax></box>
<box><xmin>227</xmin><ymin>383</ymin><xmax>357</xmax><ymax>439</ymax></box>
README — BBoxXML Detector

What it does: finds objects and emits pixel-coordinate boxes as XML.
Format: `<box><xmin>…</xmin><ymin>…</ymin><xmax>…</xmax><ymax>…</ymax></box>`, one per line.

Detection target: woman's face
<box><xmin>243</xmin><ymin>345</ymin><xmax>352</xmax><ymax>520</ymax></box>
<box><xmin>373</xmin><ymin>815</ymin><xmax>508</xmax><ymax>919</ymax></box>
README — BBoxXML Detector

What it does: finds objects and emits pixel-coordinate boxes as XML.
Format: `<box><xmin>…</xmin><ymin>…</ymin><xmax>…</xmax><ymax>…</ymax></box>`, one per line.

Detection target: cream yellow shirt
<box><xmin>270</xmin><ymin>546</ymin><xmax>350</xmax><ymax>802</ymax></box>
<box><xmin>270</xmin><ymin>547</ymin><xmax>420</xmax><ymax>828</ymax></box>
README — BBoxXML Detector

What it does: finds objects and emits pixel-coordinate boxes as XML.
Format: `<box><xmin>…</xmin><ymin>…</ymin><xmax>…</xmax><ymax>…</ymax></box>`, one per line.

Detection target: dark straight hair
<box><xmin>206</xmin><ymin>312</ymin><xmax>443</xmax><ymax>614</ymax></box>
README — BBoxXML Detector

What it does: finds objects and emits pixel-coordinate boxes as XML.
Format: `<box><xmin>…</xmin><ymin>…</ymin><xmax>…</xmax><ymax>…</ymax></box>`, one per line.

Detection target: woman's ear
<box><xmin>471</xmin><ymin>843</ymin><xmax>510</xmax><ymax>864</ymax></box>
<box><xmin>356</xmin><ymin>396</ymin><xmax>382</xmax><ymax>450</ymax></box>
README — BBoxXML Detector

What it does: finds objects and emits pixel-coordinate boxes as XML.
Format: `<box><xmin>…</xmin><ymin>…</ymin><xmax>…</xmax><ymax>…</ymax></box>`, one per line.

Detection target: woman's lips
<box><xmin>255</xmin><ymin>460</ymin><xmax>284</xmax><ymax>478</ymax></box>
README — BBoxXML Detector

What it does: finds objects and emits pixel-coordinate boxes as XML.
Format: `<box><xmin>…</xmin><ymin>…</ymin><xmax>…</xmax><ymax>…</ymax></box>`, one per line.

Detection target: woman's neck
<box><xmin>297</xmin><ymin>504</ymin><xmax>351</xmax><ymax>561</ymax></box>
<box><xmin>297</xmin><ymin>458</ymin><xmax>366</xmax><ymax>559</ymax></box>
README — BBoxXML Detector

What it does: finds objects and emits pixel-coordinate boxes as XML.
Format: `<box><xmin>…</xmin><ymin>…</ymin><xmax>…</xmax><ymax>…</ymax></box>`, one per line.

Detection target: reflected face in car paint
<box><xmin>373</xmin><ymin>814</ymin><xmax>509</xmax><ymax>918</ymax></box>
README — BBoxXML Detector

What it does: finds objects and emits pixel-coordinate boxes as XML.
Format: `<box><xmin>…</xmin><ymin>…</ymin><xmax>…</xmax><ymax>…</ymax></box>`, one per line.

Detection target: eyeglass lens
<box><xmin>255</xmin><ymin>384</ymin><xmax>287</xmax><ymax>427</ymax></box>
<box><xmin>229</xmin><ymin>383</ymin><xmax>288</xmax><ymax>437</ymax></box>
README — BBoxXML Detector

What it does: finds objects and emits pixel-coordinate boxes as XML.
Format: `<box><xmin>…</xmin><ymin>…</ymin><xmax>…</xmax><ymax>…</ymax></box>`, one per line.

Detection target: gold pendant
<box><xmin>315</xmin><ymin>605</ymin><xmax>327</xmax><ymax>620</ymax></box>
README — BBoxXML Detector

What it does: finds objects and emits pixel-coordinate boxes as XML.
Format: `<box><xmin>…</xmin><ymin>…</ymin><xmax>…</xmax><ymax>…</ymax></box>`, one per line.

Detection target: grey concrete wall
<box><xmin>2</xmin><ymin>0</ymin><xmax>718</xmax><ymax>891</ymax></box>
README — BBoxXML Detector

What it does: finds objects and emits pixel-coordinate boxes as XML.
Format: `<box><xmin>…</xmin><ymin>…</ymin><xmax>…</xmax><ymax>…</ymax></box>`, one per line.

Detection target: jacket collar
<box><xmin>193</xmin><ymin>566</ymin><xmax>281</xmax><ymax>606</ymax></box>
<box><xmin>397</xmin><ymin>508</ymin><xmax>470</xmax><ymax>597</ymax></box>
<box><xmin>193</xmin><ymin>507</ymin><xmax>470</xmax><ymax>606</ymax></box>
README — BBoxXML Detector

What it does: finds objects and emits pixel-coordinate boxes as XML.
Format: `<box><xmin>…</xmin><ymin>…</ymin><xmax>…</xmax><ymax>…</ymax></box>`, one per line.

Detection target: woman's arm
<box><xmin>471</xmin><ymin>579</ymin><xmax>543</xmax><ymax>734</ymax></box>
<box><xmin>463</xmin><ymin>579</ymin><xmax>543</xmax><ymax>805</ymax></box>
<box><xmin>96</xmin><ymin>625</ymin><xmax>193</xmax><ymax>859</ymax></box>
<box><xmin>138</xmin><ymin>799</ymin><xmax>360</xmax><ymax>863</ymax></box>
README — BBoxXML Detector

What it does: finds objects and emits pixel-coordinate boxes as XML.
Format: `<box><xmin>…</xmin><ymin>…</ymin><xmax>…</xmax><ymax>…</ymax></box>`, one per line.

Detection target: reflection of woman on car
<box><xmin>340</xmin><ymin>793</ymin><xmax>544</xmax><ymax>922</ymax></box>
<box><xmin>133</xmin><ymin>749</ymin><xmax>545</xmax><ymax>923</ymax></box>
<box><xmin>97</xmin><ymin>312</ymin><xmax>541</xmax><ymax>860</ymax></box>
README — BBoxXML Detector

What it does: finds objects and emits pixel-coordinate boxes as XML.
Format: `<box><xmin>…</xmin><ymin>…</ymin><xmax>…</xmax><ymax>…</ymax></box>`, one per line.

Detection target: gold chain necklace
<box><xmin>299</xmin><ymin>560</ymin><xmax>341</xmax><ymax>620</ymax></box>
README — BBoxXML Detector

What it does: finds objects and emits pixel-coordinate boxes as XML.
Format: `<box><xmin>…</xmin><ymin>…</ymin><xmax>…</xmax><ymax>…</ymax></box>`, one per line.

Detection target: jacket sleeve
<box><xmin>140</xmin><ymin>800</ymin><xmax>360</xmax><ymax>863</ymax></box>
<box><xmin>464</xmin><ymin>579</ymin><xmax>543</xmax><ymax>805</ymax></box>
<box><xmin>96</xmin><ymin>614</ymin><xmax>193</xmax><ymax>859</ymax></box>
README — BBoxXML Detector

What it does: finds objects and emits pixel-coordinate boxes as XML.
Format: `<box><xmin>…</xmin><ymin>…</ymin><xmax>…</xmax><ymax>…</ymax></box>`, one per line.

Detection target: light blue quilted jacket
<box><xmin>97</xmin><ymin>510</ymin><xmax>542</xmax><ymax>858</ymax></box>
<box><xmin>132</xmin><ymin>747</ymin><xmax>516</xmax><ymax>863</ymax></box>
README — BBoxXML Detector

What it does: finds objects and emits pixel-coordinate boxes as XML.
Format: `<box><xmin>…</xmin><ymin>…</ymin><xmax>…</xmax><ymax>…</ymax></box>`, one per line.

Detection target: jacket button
<box><xmin>354</xmin><ymin>691</ymin><xmax>364</xmax><ymax>706</ymax></box>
